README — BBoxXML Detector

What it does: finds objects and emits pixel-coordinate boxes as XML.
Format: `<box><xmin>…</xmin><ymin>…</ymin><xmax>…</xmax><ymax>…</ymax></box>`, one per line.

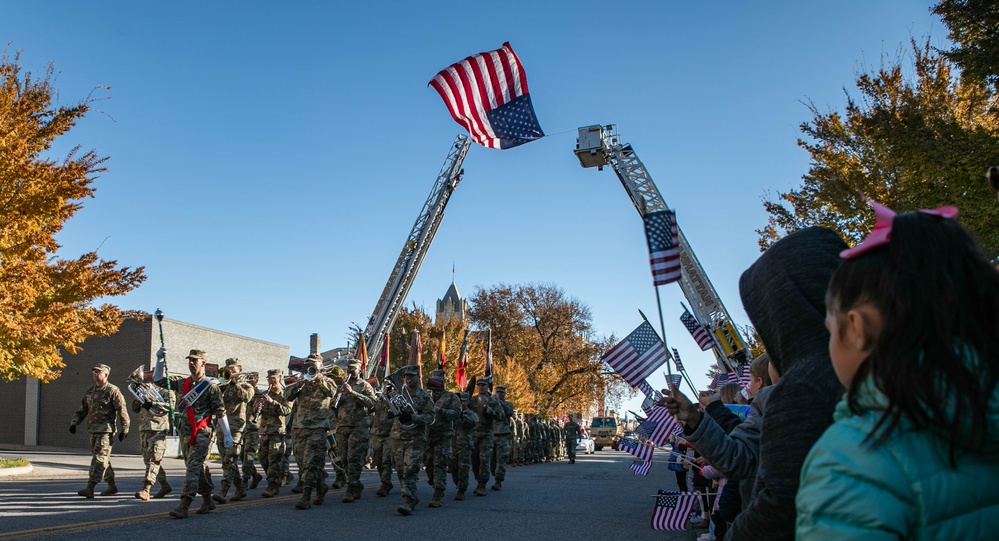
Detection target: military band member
<box><xmin>213</xmin><ymin>358</ymin><xmax>255</xmax><ymax>503</ymax></box>
<box><xmin>131</xmin><ymin>379</ymin><xmax>176</xmax><ymax>500</ymax></box>
<box><xmin>285</xmin><ymin>353</ymin><xmax>335</xmax><ymax>510</ymax></box>
<box><xmin>71</xmin><ymin>364</ymin><xmax>129</xmax><ymax>498</ymax></box>
<box><xmin>423</xmin><ymin>369</ymin><xmax>460</xmax><ymax>507</ymax></box>
<box><xmin>391</xmin><ymin>365</ymin><xmax>435</xmax><ymax>516</ymax></box>
<box><xmin>449</xmin><ymin>391</ymin><xmax>478</xmax><ymax>500</ymax></box>
<box><xmin>471</xmin><ymin>379</ymin><xmax>500</xmax><ymax>496</ymax></box>
<box><xmin>259</xmin><ymin>369</ymin><xmax>291</xmax><ymax>497</ymax></box>
<box><xmin>490</xmin><ymin>385</ymin><xmax>514</xmax><ymax>490</ymax></box>
<box><xmin>372</xmin><ymin>381</ymin><xmax>396</xmax><ymax>497</ymax></box>
<box><xmin>335</xmin><ymin>359</ymin><xmax>376</xmax><ymax>503</ymax></box>
<box><xmin>563</xmin><ymin>414</ymin><xmax>581</xmax><ymax>464</ymax></box>
<box><xmin>161</xmin><ymin>349</ymin><xmax>232</xmax><ymax>519</ymax></box>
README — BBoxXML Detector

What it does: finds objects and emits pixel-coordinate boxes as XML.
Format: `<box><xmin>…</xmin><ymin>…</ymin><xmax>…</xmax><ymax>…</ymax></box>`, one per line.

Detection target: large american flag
<box><xmin>644</xmin><ymin>210</ymin><xmax>681</xmax><ymax>286</ymax></box>
<box><xmin>631</xmin><ymin>460</ymin><xmax>652</xmax><ymax>476</ymax></box>
<box><xmin>651</xmin><ymin>490</ymin><xmax>698</xmax><ymax>531</ymax></box>
<box><xmin>603</xmin><ymin>322</ymin><xmax>668</xmax><ymax>387</ymax></box>
<box><xmin>429</xmin><ymin>42</ymin><xmax>544</xmax><ymax>149</ymax></box>
<box><xmin>646</xmin><ymin>405</ymin><xmax>683</xmax><ymax>446</ymax></box>
<box><xmin>680</xmin><ymin>309</ymin><xmax>714</xmax><ymax>351</ymax></box>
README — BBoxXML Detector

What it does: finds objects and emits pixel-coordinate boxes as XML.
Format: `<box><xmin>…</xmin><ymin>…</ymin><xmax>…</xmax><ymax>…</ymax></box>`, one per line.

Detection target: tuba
<box><xmin>127</xmin><ymin>366</ymin><xmax>170</xmax><ymax>416</ymax></box>
<box><xmin>383</xmin><ymin>368</ymin><xmax>418</xmax><ymax>430</ymax></box>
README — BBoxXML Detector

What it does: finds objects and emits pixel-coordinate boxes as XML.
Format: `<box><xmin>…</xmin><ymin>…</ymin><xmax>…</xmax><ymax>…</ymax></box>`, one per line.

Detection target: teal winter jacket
<box><xmin>795</xmin><ymin>376</ymin><xmax>999</xmax><ymax>540</ymax></box>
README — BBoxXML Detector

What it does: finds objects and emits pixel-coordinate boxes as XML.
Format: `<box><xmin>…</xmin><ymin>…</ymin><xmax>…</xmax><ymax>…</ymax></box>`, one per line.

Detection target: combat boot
<box><xmin>491</xmin><ymin>479</ymin><xmax>502</xmax><ymax>491</ymax></box>
<box><xmin>196</xmin><ymin>493</ymin><xmax>216</xmax><ymax>514</ymax></box>
<box><xmin>342</xmin><ymin>484</ymin><xmax>356</xmax><ymax>503</ymax></box>
<box><xmin>212</xmin><ymin>480</ymin><xmax>230</xmax><ymax>504</ymax></box>
<box><xmin>332</xmin><ymin>472</ymin><xmax>345</xmax><ymax>489</ymax></box>
<box><xmin>353</xmin><ymin>483</ymin><xmax>363</xmax><ymax>500</ymax></box>
<box><xmin>428</xmin><ymin>488</ymin><xmax>444</xmax><ymax>508</ymax></box>
<box><xmin>376</xmin><ymin>482</ymin><xmax>392</xmax><ymax>497</ymax></box>
<box><xmin>261</xmin><ymin>482</ymin><xmax>279</xmax><ymax>498</ymax></box>
<box><xmin>169</xmin><ymin>496</ymin><xmax>192</xmax><ymax>519</ymax></box>
<box><xmin>100</xmin><ymin>477</ymin><xmax>119</xmax><ymax>496</ymax></box>
<box><xmin>135</xmin><ymin>482</ymin><xmax>153</xmax><ymax>501</ymax></box>
<box><xmin>455</xmin><ymin>487</ymin><xmax>466</xmax><ymax>501</ymax></box>
<box><xmin>295</xmin><ymin>487</ymin><xmax>313</xmax><ymax>510</ymax></box>
<box><xmin>229</xmin><ymin>478</ymin><xmax>247</xmax><ymax>501</ymax></box>
<box><xmin>313</xmin><ymin>481</ymin><xmax>328</xmax><ymax>505</ymax></box>
<box><xmin>77</xmin><ymin>481</ymin><xmax>97</xmax><ymax>499</ymax></box>
<box><xmin>397</xmin><ymin>496</ymin><xmax>414</xmax><ymax>516</ymax></box>
<box><xmin>473</xmin><ymin>480</ymin><xmax>487</xmax><ymax>496</ymax></box>
<box><xmin>153</xmin><ymin>479</ymin><xmax>172</xmax><ymax>499</ymax></box>
<box><xmin>250</xmin><ymin>471</ymin><xmax>263</xmax><ymax>489</ymax></box>
<box><xmin>291</xmin><ymin>478</ymin><xmax>304</xmax><ymax>494</ymax></box>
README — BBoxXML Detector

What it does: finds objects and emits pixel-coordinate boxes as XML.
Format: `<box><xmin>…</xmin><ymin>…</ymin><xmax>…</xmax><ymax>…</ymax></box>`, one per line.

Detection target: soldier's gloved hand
<box><xmin>69</xmin><ymin>424</ymin><xmax>77</xmax><ymax>434</ymax></box>
<box><xmin>142</xmin><ymin>401</ymin><xmax>153</xmax><ymax>410</ymax></box>
<box><xmin>118</xmin><ymin>431</ymin><xmax>128</xmax><ymax>442</ymax></box>
<box><xmin>398</xmin><ymin>411</ymin><xmax>413</xmax><ymax>424</ymax></box>
<box><xmin>223</xmin><ymin>434</ymin><xmax>234</xmax><ymax>448</ymax></box>
<box><xmin>156</xmin><ymin>347</ymin><xmax>167</xmax><ymax>361</ymax></box>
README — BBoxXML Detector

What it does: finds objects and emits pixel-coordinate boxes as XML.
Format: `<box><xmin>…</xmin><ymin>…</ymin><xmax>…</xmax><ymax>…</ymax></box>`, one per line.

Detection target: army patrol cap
<box><xmin>267</xmin><ymin>369</ymin><xmax>282</xmax><ymax>377</ymax></box>
<box><xmin>495</xmin><ymin>385</ymin><xmax>506</xmax><ymax>393</ymax></box>
<box><xmin>347</xmin><ymin>359</ymin><xmax>362</xmax><ymax>369</ymax></box>
<box><xmin>225</xmin><ymin>357</ymin><xmax>241</xmax><ymax>368</ymax></box>
<box><xmin>306</xmin><ymin>353</ymin><xmax>323</xmax><ymax>364</ymax></box>
<box><xmin>92</xmin><ymin>364</ymin><xmax>111</xmax><ymax>374</ymax></box>
<box><xmin>402</xmin><ymin>364</ymin><xmax>420</xmax><ymax>376</ymax></box>
<box><xmin>475</xmin><ymin>379</ymin><xmax>489</xmax><ymax>387</ymax></box>
<box><xmin>427</xmin><ymin>369</ymin><xmax>445</xmax><ymax>389</ymax></box>
<box><xmin>187</xmin><ymin>349</ymin><xmax>207</xmax><ymax>361</ymax></box>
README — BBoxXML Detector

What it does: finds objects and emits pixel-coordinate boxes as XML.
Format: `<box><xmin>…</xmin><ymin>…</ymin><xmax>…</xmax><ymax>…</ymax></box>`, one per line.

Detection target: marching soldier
<box><xmin>213</xmin><ymin>358</ymin><xmax>255</xmax><ymax>503</ymax></box>
<box><xmin>131</xmin><ymin>379</ymin><xmax>176</xmax><ymax>500</ymax></box>
<box><xmin>423</xmin><ymin>369</ymin><xmax>460</xmax><ymax>507</ymax></box>
<box><xmin>70</xmin><ymin>364</ymin><xmax>129</xmax><ymax>498</ymax></box>
<box><xmin>259</xmin><ymin>369</ymin><xmax>292</xmax><ymax>497</ymax></box>
<box><xmin>564</xmin><ymin>414</ymin><xmax>581</xmax><ymax>464</ymax></box>
<box><xmin>161</xmin><ymin>349</ymin><xmax>233</xmax><ymax>518</ymax></box>
<box><xmin>391</xmin><ymin>365</ymin><xmax>435</xmax><ymax>516</ymax></box>
<box><xmin>490</xmin><ymin>386</ymin><xmax>513</xmax><ymax>490</ymax></box>
<box><xmin>242</xmin><ymin>373</ymin><xmax>264</xmax><ymax>492</ymax></box>
<box><xmin>471</xmin><ymin>379</ymin><xmax>500</xmax><ymax>496</ymax></box>
<box><xmin>335</xmin><ymin>359</ymin><xmax>376</xmax><ymax>503</ymax></box>
<box><xmin>285</xmin><ymin>353</ymin><xmax>335</xmax><ymax>510</ymax></box>
<box><xmin>449</xmin><ymin>391</ymin><xmax>478</xmax><ymax>500</ymax></box>
<box><xmin>372</xmin><ymin>380</ymin><xmax>395</xmax><ymax>497</ymax></box>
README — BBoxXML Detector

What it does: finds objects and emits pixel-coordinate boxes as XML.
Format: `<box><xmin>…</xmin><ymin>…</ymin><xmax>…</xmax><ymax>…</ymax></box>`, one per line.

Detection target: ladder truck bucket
<box><xmin>574</xmin><ymin>125</ymin><xmax>613</xmax><ymax>170</ymax></box>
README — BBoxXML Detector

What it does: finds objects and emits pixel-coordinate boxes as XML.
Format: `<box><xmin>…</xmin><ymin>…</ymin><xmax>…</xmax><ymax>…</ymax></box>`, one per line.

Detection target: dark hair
<box><xmin>826</xmin><ymin>212</ymin><xmax>999</xmax><ymax>463</ymax></box>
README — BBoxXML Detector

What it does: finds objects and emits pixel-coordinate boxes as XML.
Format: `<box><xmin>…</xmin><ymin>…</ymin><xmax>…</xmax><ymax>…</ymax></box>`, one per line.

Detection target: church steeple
<box><xmin>436</xmin><ymin>279</ymin><xmax>469</xmax><ymax>324</ymax></box>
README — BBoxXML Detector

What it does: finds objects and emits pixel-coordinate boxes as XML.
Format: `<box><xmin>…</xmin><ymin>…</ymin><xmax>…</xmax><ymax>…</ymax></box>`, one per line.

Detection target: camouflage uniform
<box><xmin>213</xmin><ymin>363</ymin><xmax>255</xmax><ymax>502</ymax></box>
<box><xmin>512</xmin><ymin>412</ymin><xmax>524</xmax><ymax>466</ymax></box>
<box><xmin>391</xmin><ymin>366</ymin><xmax>435</xmax><ymax>515</ymax></box>
<box><xmin>490</xmin><ymin>387</ymin><xmax>514</xmax><ymax>488</ymax></box>
<box><xmin>471</xmin><ymin>383</ymin><xmax>500</xmax><ymax>495</ymax></box>
<box><xmin>286</xmin><ymin>367</ymin><xmax>335</xmax><ymax>507</ymax></box>
<box><xmin>166</xmin><ymin>372</ymin><xmax>226</xmax><ymax>501</ymax></box>
<box><xmin>423</xmin><ymin>371</ymin><xmax>460</xmax><ymax>506</ymax></box>
<box><xmin>371</xmin><ymin>389</ymin><xmax>395</xmax><ymax>495</ymax></box>
<box><xmin>258</xmin><ymin>380</ymin><xmax>291</xmax><ymax>496</ymax></box>
<box><xmin>564</xmin><ymin>418</ymin><xmax>581</xmax><ymax>463</ymax></box>
<box><xmin>71</xmin><ymin>366</ymin><xmax>129</xmax><ymax>497</ymax></box>
<box><xmin>335</xmin><ymin>365</ymin><xmax>376</xmax><ymax>501</ymax></box>
<box><xmin>242</xmin><ymin>390</ymin><xmax>264</xmax><ymax>489</ymax></box>
<box><xmin>130</xmin><ymin>382</ymin><xmax>175</xmax><ymax>499</ymax></box>
<box><xmin>449</xmin><ymin>393</ymin><xmax>478</xmax><ymax>499</ymax></box>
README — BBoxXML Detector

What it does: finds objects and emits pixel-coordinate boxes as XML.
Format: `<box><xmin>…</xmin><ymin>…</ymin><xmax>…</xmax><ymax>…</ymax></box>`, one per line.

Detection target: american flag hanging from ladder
<box><xmin>644</xmin><ymin>210</ymin><xmax>681</xmax><ymax>286</ymax></box>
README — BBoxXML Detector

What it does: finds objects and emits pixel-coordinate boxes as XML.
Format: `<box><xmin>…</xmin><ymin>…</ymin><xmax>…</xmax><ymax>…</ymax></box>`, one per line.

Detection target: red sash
<box><xmin>182</xmin><ymin>377</ymin><xmax>213</xmax><ymax>445</ymax></box>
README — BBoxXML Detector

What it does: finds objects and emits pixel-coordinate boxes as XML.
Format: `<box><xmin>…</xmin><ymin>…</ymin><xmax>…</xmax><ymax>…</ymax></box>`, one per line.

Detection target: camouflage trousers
<box><xmin>491</xmin><ymin>434</ymin><xmax>511</xmax><ymax>481</ymax></box>
<box><xmin>87</xmin><ymin>432</ymin><xmax>115</xmax><ymax>484</ymax></box>
<box><xmin>392</xmin><ymin>436</ymin><xmax>426</xmax><ymax>504</ymax></box>
<box><xmin>241</xmin><ymin>429</ymin><xmax>259</xmax><ymax>480</ymax></box>
<box><xmin>180</xmin><ymin>428</ymin><xmax>214</xmax><ymax>498</ymax></box>
<box><xmin>371</xmin><ymin>432</ymin><xmax>394</xmax><ymax>485</ymax></box>
<box><xmin>294</xmin><ymin>428</ymin><xmax>327</xmax><ymax>489</ymax></box>
<box><xmin>215</xmin><ymin>427</ymin><xmax>244</xmax><ymax>484</ymax></box>
<box><xmin>259</xmin><ymin>433</ymin><xmax>286</xmax><ymax>486</ymax></box>
<box><xmin>471</xmin><ymin>431</ymin><xmax>494</xmax><ymax>483</ymax></box>
<box><xmin>565</xmin><ymin>438</ymin><xmax>577</xmax><ymax>460</ymax></box>
<box><xmin>450</xmin><ymin>433</ymin><xmax>473</xmax><ymax>491</ymax></box>
<box><xmin>337</xmin><ymin>424</ymin><xmax>370</xmax><ymax>489</ymax></box>
<box><xmin>424</xmin><ymin>431</ymin><xmax>453</xmax><ymax>490</ymax></box>
<box><xmin>139</xmin><ymin>430</ymin><xmax>168</xmax><ymax>486</ymax></box>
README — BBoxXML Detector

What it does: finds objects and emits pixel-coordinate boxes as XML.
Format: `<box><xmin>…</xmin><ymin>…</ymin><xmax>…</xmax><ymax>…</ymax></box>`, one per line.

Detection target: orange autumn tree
<box><xmin>0</xmin><ymin>51</ymin><xmax>146</xmax><ymax>382</ymax></box>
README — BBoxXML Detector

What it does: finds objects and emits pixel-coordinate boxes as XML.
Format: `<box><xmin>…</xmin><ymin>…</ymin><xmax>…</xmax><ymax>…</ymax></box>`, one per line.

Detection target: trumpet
<box><xmin>127</xmin><ymin>366</ymin><xmax>170</xmax><ymax>416</ymax></box>
<box><xmin>217</xmin><ymin>367</ymin><xmax>248</xmax><ymax>386</ymax></box>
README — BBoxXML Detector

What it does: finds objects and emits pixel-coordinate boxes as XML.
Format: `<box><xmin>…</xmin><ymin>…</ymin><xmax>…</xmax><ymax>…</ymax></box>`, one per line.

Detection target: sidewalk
<box><xmin>0</xmin><ymin>445</ymin><xmax>189</xmax><ymax>480</ymax></box>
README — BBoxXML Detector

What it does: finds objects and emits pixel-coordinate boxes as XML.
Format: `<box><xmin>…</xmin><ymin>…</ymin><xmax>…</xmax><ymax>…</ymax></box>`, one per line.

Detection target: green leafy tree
<box><xmin>932</xmin><ymin>0</ymin><xmax>999</xmax><ymax>88</ymax></box>
<box><xmin>0</xmin><ymin>51</ymin><xmax>146</xmax><ymax>382</ymax></box>
<box><xmin>759</xmin><ymin>40</ymin><xmax>999</xmax><ymax>258</ymax></box>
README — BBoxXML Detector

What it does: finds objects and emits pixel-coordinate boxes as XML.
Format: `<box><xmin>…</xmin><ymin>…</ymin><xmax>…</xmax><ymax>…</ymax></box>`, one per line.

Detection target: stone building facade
<box><xmin>435</xmin><ymin>281</ymin><xmax>469</xmax><ymax>325</ymax></box>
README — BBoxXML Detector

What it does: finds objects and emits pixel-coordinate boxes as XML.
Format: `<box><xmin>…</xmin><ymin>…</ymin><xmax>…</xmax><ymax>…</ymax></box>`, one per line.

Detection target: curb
<box><xmin>0</xmin><ymin>463</ymin><xmax>34</xmax><ymax>477</ymax></box>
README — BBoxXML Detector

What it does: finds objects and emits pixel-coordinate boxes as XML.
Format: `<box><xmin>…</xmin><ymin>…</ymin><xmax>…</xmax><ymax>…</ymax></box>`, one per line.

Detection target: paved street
<box><xmin>1</xmin><ymin>446</ymin><xmax>700</xmax><ymax>541</ymax></box>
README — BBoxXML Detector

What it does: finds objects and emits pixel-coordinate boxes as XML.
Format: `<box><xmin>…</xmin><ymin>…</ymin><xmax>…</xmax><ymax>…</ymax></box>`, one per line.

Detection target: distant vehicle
<box><xmin>576</xmin><ymin>433</ymin><xmax>595</xmax><ymax>455</ymax></box>
<box><xmin>588</xmin><ymin>417</ymin><xmax>622</xmax><ymax>451</ymax></box>
<box><xmin>614</xmin><ymin>431</ymin><xmax>639</xmax><ymax>450</ymax></box>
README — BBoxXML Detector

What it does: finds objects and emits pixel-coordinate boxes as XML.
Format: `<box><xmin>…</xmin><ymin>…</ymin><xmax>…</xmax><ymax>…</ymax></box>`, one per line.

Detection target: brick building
<box><xmin>0</xmin><ymin>315</ymin><xmax>288</xmax><ymax>455</ymax></box>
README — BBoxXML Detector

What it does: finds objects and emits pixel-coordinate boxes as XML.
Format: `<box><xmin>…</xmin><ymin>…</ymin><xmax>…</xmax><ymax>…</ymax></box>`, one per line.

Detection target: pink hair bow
<box><xmin>840</xmin><ymin>198</ymin><xmax>958</xmax><ymax>259</ymax></box>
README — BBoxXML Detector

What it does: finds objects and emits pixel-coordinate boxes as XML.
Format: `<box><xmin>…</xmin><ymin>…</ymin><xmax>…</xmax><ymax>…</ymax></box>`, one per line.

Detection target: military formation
<box><xmin>69</xmin><ymin>350</ymin><xmax>584</xmax><ymax>518</ymax></box>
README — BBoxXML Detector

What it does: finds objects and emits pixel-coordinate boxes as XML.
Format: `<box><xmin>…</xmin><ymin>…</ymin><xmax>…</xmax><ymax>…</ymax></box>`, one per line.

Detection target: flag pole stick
<box><xmin>639</xmin><ymin>305</ymin><xmax>698</xmax><ymax>397</ymax></box>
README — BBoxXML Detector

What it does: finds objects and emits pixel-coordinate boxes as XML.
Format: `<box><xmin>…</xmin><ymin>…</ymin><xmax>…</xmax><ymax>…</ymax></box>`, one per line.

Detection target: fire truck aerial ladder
<box><xmin>574</xmin><ymin>124</ymin><xmax>747</xmax><ymax>371</ymax></box>
<box><xmin>363</xmin><ymin>135</ymin><xmax>472</xmax><ymax>378</ymax></box>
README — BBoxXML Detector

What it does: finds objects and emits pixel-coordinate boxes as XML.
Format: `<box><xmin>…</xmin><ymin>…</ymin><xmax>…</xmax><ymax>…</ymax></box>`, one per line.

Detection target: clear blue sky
<box><xmin>5</xmin><ymin>1</ymin><xmax>944</xmax><ymax>410</ymax></box>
